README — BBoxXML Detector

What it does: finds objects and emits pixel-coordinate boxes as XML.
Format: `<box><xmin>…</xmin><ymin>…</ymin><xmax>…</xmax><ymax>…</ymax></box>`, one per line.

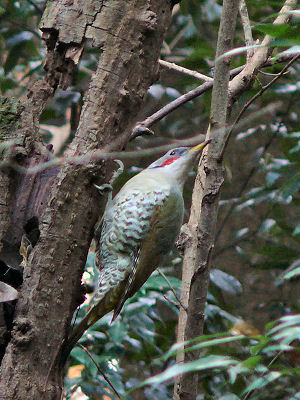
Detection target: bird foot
<box><xmin>94</xmin><ymin>159</ymin><xmax>124</xmax><ymax>195</ymax></box>
<box><xmin>94</xmin><ymin>183</ymin><xmax>112</xmax><ymax>194</ymax></box>
<box><xmin>110</xmin><ymin>159</ymin><xmax>124</xmax><ymax>185</ymax></box>
<box><xmin>19</xmin><ymin>235</ymin><xmax>32</xmax><ymax>270</ymax></box>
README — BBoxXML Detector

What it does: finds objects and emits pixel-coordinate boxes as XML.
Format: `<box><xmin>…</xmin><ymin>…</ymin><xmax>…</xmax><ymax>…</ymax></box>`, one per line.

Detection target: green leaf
<box><xmin>293</xmin><ymin>223</ymin><xmax>300</xmax><ymax>235</ymax></box>
<box><xmin>259</xmin><ymin>219</ymin><xmax>276</xmax><ymax>234</ymax></box>
<box><xmin>70</xmin><ymin>347</ymin><xmax>105</xmax><ymax>377</ymax></box>
<box><xmin>235</xmin><ymin>227</ymin><xmax>249</xmax><ymax>239</ymax></box>
<box><xmin>256</xmin><ymin>243</ymin><xmax>299</xmax><ymax>262</ymax></box>
<box><xmin>242</xmin><ymin>355</ymin><xmax>262</xmax><ymax>368</ymax></box>
<box><xmin>254</xmin><ymin>23</ymin><xmax>291</xmax><ymax>37</ymax></box>
<box><xmin>279</xmin><ymin>172</ymin><xmax>300</xmax><ymax>200</ymax></box>
<box><xmin>254</xmin><ymin>22</ymin><xmax>300</xmax><ymax>44</ymax></box>
<box><xmin>143</xmin><ymin>274</ymin><xmax>181</xmax><ymax>290</ymax></box>
<box><xmin>268</xmin><ymin>314</ymin><xmax>300</xmax><ymax>335</ymax></box>
<box><xmin>219</xmin><ymin>395</ymin><xmax>240</xmax><ymax>400</ymax></box>
<box><xmin>108</xmin><ymin>320</ymin><xmax>128</xmax><ymax>343</ymax></box>
<box><xmin>272</xmin><ymin>327</ymin><xmax>300</xmax><ymax>343</ymax></box>
<box><xmin>4</xmin><ymin>40</ymin><xmax>38</xmax><ymax>74</ymax></box>
<box><xmin>0</xmin><ymin>77</ymin><xmax>18</xmax><ymax>93</ymax></box>
<box><xmin>243</xmin><ymin>371</ymin><xmax>281</xmax><ymax>394</ymax></box>
<box><xmin>283</xmin><ymin>266</ymin><xmax>300</xmax><ymax>280</ymax></box>
<box><xmin>216</xmin><ymin>44</ymin><xmax>263</xmax><ymax>61</ymax></box>
<box><xmin>229</xmin><ymin>356</ymin><xmax>262</xmax><ymax>384</ymax></box>
<box><xmin>139</xmin><ymin>356</ymin><xmax>237</xmax><ymax>387</ymax></box>
<box><xmin>228</xmin><ymin>362</ymin><xmax>250</xmax><ymax>384</ymax></box>
<box><xmin>250</xmin><ymin>337</ymin><xmax>270</xmax><ymax>355</ymax></box>
<box><xmin>262</xmin><ymin>343</ymin><xmax>293</xmax><ymax>353</ymax></box>
<box><xmin>210</xmin><ymin>269</ymin><xmax>243</xmax><ymax>294</ymax></box>
<box><xmin>161</xmin><ymin>334</ymin><xmax>245</xmax><ymax>361</ymax></box>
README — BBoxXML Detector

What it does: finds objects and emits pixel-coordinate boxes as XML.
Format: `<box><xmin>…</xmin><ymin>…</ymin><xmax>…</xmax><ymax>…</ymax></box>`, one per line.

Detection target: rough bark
<box><xmin>0</xmin><ymin>81</ymin><xmax>55</xmax><ymax>262</ymax></box>
<box><xmin>0</xmin><ymin>96</ymin><xmax>24</xmax><ymax>255</ymax></box>
<box><xmin>174</xmin><ymin>1</ymin><xmax>297</xmax><ymax>400</ymax></box>
<box><xmin>0</xmin><ymin>84</ymin><xmax>56</xmax><ymax>360</ymax></box>
<box><xmin>0</xmin><ymin>1</ymin><xmax>173</xmax><ymax>399</ymax></box>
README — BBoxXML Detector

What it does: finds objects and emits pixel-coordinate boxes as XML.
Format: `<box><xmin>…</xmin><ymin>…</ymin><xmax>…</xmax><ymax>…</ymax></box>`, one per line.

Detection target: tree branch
<box><xmin>174</xmin><ymin>1</ymin><xmax>297</xmax><ymax>399</ymax></box>
<box><xmin>229</xmin><ymin>0</ymin><xmax>298</xmax><ymax>106</ymax></box>
<box><xmin>239</xmin><ymin>0</ymin><xmax>254</xmax><ymax>61</ymax></box>
<box><xmin>174</xmin><ymin>1</ymin><xmax>240</xmax><ymax>399</ymax></box>
<box><xmin>159</xmin><ymin>59</ymin><xmax>213</xmax><ymax>82</ymax></box>
<box><xmin>131</xmin><ymin>52</ymin><xmax>299</xmax><ymax>140</ymax></box>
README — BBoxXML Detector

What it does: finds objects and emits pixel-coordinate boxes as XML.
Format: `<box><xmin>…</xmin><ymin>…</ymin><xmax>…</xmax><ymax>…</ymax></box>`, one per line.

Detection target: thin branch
<box><xmin>221</xmin><ymin>53</ymin><xmax>299</xmax><ymax>159</ymax></box>
<box><xmin>214</xmin><ymin>209</ymin><xmax>271</xmax><ymax>258</ymax></box>
<box><xmin>25</xmin><ymin>0</ymin><xmax>43</xmax><ymax>14</ymax></box>
<box><xmin>169</xmin><ymin>19</ymin><xmax>193</xmax><ymax>51</ymax></box>
<box><xmin>0</xmin><ymin>102</ymin><xmax>280</xmax><ymax>176</ymax></box>
<box><xmin>162</xmin><ymin>294</ymin><xmax>181</xmax><ymax>309</ymax></box>
<box><xmin>258</xmin><ymin>69</ymin><xmax>290</xmax><ymax>77</ymax></box>
<box><xmin>215</xmin><ymin>55</ymin><xmax>299</xmax><ymax>241</ymax></box>
<box><xmin>77</xmin><ymin>344</ymin><xmax>121</xmax><ymax>400</ymax></box>
<box><xmin>5</xmin><ymin>20</ymin><xmax>41</xmax><ymax>39</ymax></box>
<box><xmin>242</xmin><ymin>351</ymin><xmax>284</xmax><ymax>400</ymax></box>
<box><xmin>65</xmin><ymin>384</ymin><xmax>80</xmax><ymax>400</ymax></box>
<box><xmin>157</xmin><ymin>269</ymin><xmax>187</xmax><ymax>311</ymax></box>
<box><xmin>216</xmin><ymin>129</ymin><xmax>277</xmax><ymax>242</ymax></box>
<box><xmin>229</xmin><ymin>0</ymin><xmax>298</xmax><ymax>105</ymax></box>
<box><xmin>239</xmin><ymin>0</ymin><xmax>254</xmax><ymax>61</ymax></box>
<box><xmin>162</xmin><ymin>40</ymin><xmax>171</xmax><ymax>55</ymax></box>
<box><xmin>131</xmin><ymin>53</ymin><xmax>299</xmax><ymax>139</ymax></box>
<box><xmin>159</xmin><ymin>59</ymin><xmax>213</xmax><ymax>82</ymax></box>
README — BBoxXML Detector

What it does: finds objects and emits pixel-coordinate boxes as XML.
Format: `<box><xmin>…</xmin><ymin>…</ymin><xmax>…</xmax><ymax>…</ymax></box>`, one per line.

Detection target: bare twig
<box><xmin>157</xmin><ymin>269</ymin><xmax>187</xmax><ymax>311</ymax></box>
<box><xmin>162</xmin><ymin>40</ymin><xmax>171</xmax><ymax>55</ymax></box>
<box><xmin>78</xmin><ymin>344</ymin><xmax>121</xmax><ymax>400</ymax></box>
<box><xmin>25</xmin><ymin>0</ymin><xmax>43</xmax><ymax>14</ymax></box>
<box><xmin>65</xmin><ymin>384</ymin><xmax>80</xmax><ymax>399</ymax></box>
<box><xmin>221</xmin><ymin>54</ymin><xmax>300</xmax><ymax>159</ymax></box>
<box><xmin>169</xmin><ymin>19</ymin><xmax>193</xmax><ymax>51</ymax></box>
<box><xmin>229</xmin><ymin>0</ymin><xmax>298</xmax><ymax>105</ymax></box>
<box><xmin>215</xmin><ymin>81</ymin><xmax>297</xmax><ymax>243</ymax></box>
<box><xmin>0</xmin><ymin>102</ymin><xmax>280</xmax><ymax>176</ymax></box>
<box><xmin>131</xmin><ymin>53</ymin><xmax>299</xmax><ymax>139</ymax></box>
<box><xmin>242</xmin><ymin>351</ymin><xmax>285</xmax><ymax>400</ymax></box>
<box><xmin>159</xmin><ymin>59</ymin><xmax>213</xmax><ymax>82</ymax></box>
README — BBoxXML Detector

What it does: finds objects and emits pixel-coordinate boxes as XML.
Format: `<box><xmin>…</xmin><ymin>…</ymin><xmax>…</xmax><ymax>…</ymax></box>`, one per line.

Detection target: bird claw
<box><xmin>94</xmin><ymin>183</ymin><xmax>113</xmax><ymax>194</ymax></box>
<box><xmin>111</xmin><ymin>159</ymin><xmax>124</xmax><ymax>183</ymax></box>
<box><xmin>94</xmin><ymin>159</ymin><xmax>124</xmax><ymax>195</ymax></box>
<box><xmin>19</xmin><ymin>235</ymin><xmax>32</xmax><ymax>270</ymax></box>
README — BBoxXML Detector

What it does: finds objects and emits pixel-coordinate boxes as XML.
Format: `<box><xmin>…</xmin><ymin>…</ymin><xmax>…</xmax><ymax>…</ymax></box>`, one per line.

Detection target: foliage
<box><xmin>1</xmin><ymin>0</ymin><xmax>299</xmax><ymax>399</ymax></box>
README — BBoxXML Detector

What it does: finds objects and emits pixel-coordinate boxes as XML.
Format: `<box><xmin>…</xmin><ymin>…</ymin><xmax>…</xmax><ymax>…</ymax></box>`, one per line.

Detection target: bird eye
<box><xmin>170</xmin><ymin>150</ymin><xmax>176</xmax><ymax>156</ymax></box>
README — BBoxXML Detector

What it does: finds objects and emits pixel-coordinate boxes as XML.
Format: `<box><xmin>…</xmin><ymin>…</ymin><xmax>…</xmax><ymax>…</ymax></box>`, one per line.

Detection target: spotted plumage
<box><xmin>65</xmin><ymin>141</ymin><xmax>211</xmax><ymax>351</ymax></box>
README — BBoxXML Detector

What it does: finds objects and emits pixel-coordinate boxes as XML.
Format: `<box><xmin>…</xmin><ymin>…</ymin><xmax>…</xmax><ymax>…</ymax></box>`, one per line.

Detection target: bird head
<box><xmin>147</xmin><ymin>139</ymin><xmax>211</xmax><ymax>186</ymax></box>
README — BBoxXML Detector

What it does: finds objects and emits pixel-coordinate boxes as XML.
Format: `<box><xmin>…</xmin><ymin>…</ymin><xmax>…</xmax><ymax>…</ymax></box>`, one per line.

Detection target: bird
<box><xmin>64</xmin><ymin>140</ymin><xmax>210</xmax><ymax>355</ymax></box>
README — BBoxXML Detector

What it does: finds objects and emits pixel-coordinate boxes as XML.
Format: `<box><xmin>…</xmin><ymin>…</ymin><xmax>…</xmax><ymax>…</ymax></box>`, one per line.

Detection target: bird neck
<box><xmin>158</xmin><ymin>163</ymin><xmax>188</xmax><ymax>192</ymax></box>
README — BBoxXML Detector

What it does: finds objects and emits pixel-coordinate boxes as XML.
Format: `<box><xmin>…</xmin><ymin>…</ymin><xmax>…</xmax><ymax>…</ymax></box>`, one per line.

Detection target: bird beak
<box><xmin>189</xmin><ymin>139</ymin><xmax>211</xmax><ymax>153</ymax></box>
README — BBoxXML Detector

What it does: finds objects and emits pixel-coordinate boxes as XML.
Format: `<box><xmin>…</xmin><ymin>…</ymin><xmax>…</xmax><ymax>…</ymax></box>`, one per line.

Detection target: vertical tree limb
<box><xmin>174</xmin><ymin>1</ymin><xmax>297</xmax><ymax>399</ymax></box>
<box><xmin>174</xmin><ymin>1</ymin><xmax>239</xmax><ymax>399</ymax></box>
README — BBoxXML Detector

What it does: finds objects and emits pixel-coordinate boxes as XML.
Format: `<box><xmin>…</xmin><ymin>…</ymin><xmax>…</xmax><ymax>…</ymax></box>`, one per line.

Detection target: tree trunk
<box><xmin>0</xmin><ymin>1</ymin><xmax>172</xmax><ymax>399</ymax></box>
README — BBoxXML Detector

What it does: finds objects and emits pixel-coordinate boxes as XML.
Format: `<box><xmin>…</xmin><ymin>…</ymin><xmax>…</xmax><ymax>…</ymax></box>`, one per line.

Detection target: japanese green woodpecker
<box><xmin>66</xmin><ymin>140</ymin><xmax>210</xmax><ymax>351</ymax></box>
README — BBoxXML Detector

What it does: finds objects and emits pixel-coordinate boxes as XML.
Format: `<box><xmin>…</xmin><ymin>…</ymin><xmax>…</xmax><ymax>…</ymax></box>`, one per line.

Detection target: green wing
<box><xmin>111</xmin><ymin>190</ymin><xmax>184</xmax><ymax>320</ymax></box>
